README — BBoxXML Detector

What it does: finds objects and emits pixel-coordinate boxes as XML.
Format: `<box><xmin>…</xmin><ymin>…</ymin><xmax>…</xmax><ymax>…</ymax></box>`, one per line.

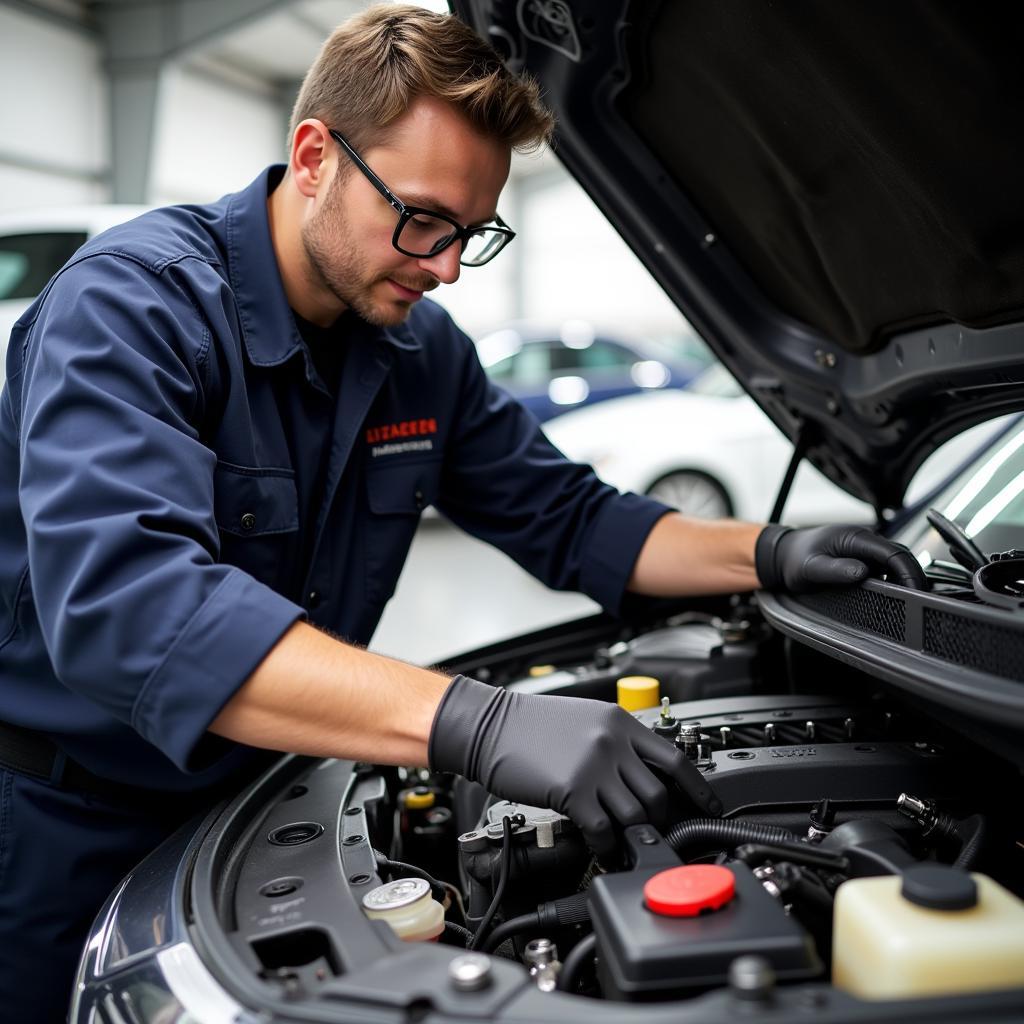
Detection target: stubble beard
<box><xmin>301</xmin><ymin>175</ymin><xmax>425</xmax><ymax>328</ymax></box>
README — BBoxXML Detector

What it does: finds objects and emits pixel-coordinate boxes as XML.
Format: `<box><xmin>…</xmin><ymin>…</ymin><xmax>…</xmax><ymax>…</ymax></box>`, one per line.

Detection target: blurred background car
<box><xmin>542</xmin><ymin>362</ymin><xmax>871</xmax><ymax>523</ymax></box>
<box><xmin>477</xmin><ymin>319</ymin><xmax>711</xmax><ymax>422</ymax></box>
<box><xmin>0</xmin><ymin>206</ymin><xmax>149</xmax><ymax>389</ymax></box>
<box><xmin>543</xmin><ymin>363</ymin><xmax>1009</xmax><ymax>526</ymax></box>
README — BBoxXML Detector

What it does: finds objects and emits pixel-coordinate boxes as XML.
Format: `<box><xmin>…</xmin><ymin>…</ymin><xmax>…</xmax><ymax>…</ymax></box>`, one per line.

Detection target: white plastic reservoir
<box><xmin>832</xmin><ymin>864</ymin><xmax>1024</xmax><ymax>1000</ymax></box>
<box><xmin>361</xmin><ymin>878</ymin><xmax>445</xmax><ymax>942</ymax></box>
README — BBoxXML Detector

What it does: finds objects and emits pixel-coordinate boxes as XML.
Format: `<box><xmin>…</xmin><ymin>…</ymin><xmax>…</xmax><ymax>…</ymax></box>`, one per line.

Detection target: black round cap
<box><xmin>900</xmin><ymin>864</ymin><xmax>977</xmax><ymax>911</ymax></box>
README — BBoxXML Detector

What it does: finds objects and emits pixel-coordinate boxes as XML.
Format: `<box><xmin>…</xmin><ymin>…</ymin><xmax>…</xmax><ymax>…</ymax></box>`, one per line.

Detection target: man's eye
<box><xmin>409</xmin><ymin>215</ymin><xmax>441</xmax><ymax>230</ymax></box>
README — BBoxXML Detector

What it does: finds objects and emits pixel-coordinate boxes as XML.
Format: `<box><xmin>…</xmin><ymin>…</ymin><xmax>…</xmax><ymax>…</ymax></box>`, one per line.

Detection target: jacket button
<box><xmin>240</xmin><ymin>513</ymin><xmax>256</xmax><ymax>531</ymax></box>
<box><xmin>307</xmin><ymin>590</ymin><xmax>321</xmax><ymax>609</ymax></box>
<box><xmin>414</xmin><ymin>489</ymin><xmax>425</xmax><ymax>511</ymax></box>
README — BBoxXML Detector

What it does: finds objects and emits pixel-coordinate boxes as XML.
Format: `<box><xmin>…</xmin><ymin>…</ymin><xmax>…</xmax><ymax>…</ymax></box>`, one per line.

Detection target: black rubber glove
<box><xmin>429</xmin><ymin>675</ymin><xmax>722</xmax><ymax>860</ymax></box>
<box><xmin>756</xmin><ymin>524</ymin><xmax>926</xmax><ymax>593</ymax></box>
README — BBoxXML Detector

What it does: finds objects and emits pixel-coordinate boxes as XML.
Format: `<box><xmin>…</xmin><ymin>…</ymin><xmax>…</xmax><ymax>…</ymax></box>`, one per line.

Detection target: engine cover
<box><xmin>631</xmin><ymin>694</ymin><xmax>967</xmax><ymax>828</ymax></box>
<box><xmin>589</xmin><ymin>827</ymin><xmax>821</xmax><ymax>1001</ymax></box>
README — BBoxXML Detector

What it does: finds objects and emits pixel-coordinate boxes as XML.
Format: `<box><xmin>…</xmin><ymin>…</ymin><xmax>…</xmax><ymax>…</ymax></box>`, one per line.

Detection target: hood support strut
<box><xmin>770</xmin><ymin>428</ymin><xmax>812</xmax><ymax>524</ymax></box>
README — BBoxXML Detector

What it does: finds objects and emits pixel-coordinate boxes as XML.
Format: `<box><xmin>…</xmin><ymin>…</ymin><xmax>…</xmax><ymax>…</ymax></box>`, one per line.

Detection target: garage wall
<box><xmin>433</xmin><ymin>210</ymin><xmax>516</xmax><ymax>336</ymax></box>
<box><xmin>439</xmin><ymin>165</ymin><xmax>691</xmax><ymax>341</ymax></box>
<box><xmin>0</xmin><ymin>6</ymin><xmax>108</xmax><ymax>212</ymax></box>
<box><xmin>0</xmin><ymin>5</ymin><xmax>285</xmax><ymax>213</ymax></box>
<box><xmin>521</xmin><ymin>176</ymin><xmax>684</xmax><ymax>335</ymax></box>
<box><xmin>149</xmin><ymin>65</ymin><xmax>286</xmax><ymax>206</ymax></box>
<box><xmin>0</xmin><ymin>1</ymin><xmax>699</xmax><ymax>347</ymax></box>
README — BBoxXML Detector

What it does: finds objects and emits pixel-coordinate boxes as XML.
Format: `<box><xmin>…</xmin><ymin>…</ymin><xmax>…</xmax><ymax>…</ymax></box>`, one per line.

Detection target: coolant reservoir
<box><xmin>832</xmin><ymin>864</ymin><xmax>1024</xmax><ymax>999</ymax></box>
<box><xmin>361</xmin><ymin>878</ymin><xmax>445</xmax><ymax>941</ymax></box>
<box><xmin>616</xmin><ymin>675</ymin><xmax>660</xmax><ymax>711</ymax></box>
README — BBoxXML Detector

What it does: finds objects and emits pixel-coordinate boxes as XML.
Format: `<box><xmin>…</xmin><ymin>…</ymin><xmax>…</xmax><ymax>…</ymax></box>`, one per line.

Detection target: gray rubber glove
<box><xmin>429</xmin><ymin>675</ymin><xmax>722</xmax><ymax>861</ymax></box>
<box><xmin>756</xmin><ymin>524</ymin><xmax>926</xmax><ymax>593</ymax></box>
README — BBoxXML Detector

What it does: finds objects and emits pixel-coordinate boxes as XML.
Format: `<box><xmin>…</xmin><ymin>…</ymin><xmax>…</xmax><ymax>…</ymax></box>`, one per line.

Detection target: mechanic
<box><xmin>0</xmin><ymin>5</ymin><xmax>925</xmax><ymax>1020</ymax></box>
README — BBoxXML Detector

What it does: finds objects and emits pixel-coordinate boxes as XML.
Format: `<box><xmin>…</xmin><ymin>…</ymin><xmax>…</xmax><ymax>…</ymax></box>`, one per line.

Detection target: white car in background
<box><xmin>543</xmin><ymin>363</ymin><xmax>1007</xmax><ymax>524</ymax></box>
<box><xmin>0</xmin><ymin>205</ymin><xmax>149</xmax><ymax>390</ymax></box>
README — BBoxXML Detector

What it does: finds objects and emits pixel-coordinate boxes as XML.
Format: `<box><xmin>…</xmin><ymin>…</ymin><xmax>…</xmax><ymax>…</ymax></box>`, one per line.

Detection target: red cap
<box><xmin>643</xmin><ymin>865</ymin><xmax>736</xmax><ymax>917</ymax></box>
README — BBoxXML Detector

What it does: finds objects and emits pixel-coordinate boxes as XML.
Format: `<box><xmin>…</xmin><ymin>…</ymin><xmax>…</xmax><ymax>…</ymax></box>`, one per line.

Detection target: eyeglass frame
<box><xmin>327</xmin><ymin>127</ymin><xmax>515</xmax><ymax>267</ymax></box>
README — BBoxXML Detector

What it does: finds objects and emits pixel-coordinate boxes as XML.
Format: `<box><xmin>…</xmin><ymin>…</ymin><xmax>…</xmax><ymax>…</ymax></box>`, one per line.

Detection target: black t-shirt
<box><xmin>293</xmin><ymin>311</ymin><xmax>346</xmax><ymax>398</ymax></box>
<box><xmin>289</xmin><ymin>311</ymin><xmax>349</xmax><ymax>591</ymax></box>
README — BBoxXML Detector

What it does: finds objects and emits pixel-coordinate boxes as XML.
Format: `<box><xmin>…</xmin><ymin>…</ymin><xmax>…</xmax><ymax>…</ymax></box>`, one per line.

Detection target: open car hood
<box><xmin>453</xmin><ymin>0</ymin><xmax>1024</xmax><ymax>511</ymax></box>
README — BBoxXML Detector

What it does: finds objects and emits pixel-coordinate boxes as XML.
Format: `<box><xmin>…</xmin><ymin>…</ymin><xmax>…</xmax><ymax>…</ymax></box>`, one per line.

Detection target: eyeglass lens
<box><xmin>398</xmin><ymin>213</ymin><xmax>506</xmax><ymax>266</ymax></box>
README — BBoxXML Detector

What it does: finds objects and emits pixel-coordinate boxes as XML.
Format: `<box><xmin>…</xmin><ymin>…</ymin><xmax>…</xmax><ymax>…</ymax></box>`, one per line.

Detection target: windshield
<box><xmin>896</xmin><ymin>415</ymin><xmax>1024</xmax><ymax>568</ymax></box>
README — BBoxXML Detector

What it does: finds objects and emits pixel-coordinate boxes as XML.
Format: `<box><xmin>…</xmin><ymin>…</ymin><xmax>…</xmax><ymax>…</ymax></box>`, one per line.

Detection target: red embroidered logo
<box><xmin>365</xmin><ymin>418</ymin><xmax>438</xmax><ymax>444</ymax></box>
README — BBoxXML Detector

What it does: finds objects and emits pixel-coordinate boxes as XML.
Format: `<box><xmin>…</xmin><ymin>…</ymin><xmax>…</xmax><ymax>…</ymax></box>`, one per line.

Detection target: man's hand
<box><xmin>756</xmin><ymin>524</ymin><xmax>927</xmax><ymax>593</ymax></box>
<box><xmin>429</xmin><ymin>675</ymin><xmax>721</xmax><ymax>860</ymax></box>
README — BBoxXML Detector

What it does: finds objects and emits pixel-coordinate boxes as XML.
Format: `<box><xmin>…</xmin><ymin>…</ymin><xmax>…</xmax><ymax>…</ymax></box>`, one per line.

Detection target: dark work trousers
<box><xmin>0</xmin><ymin>768</ymin><xmax>207</xmax><ymax>1024</ymax></box>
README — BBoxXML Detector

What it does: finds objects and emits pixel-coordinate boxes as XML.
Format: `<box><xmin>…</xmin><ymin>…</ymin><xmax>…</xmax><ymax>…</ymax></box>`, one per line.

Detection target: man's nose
<box><xmin>417</xmin><ymin>245</ymin><xmax>461</xmax><ymax>285</ymax></box>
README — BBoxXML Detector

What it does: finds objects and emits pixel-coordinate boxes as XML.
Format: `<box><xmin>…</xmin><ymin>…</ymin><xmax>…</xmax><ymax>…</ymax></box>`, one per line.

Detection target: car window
<box><xmin>549</xmin><ymin>340</ymin><xmax>635</xmax><ymax>374</ymax></box>
<box><xmin>547</xmin><ymin>343</ymin><xmax>579</xmax><ymax>374</ymax></box>
<box><xmin>578</xmin><ymin>340</ymin><xmax>636</xmax><ymax>370</ymax></box>
<box><xmin>0</xmin><ymin>232</ymin><xmax>87</xmax><ymax>301</ymax></box>
<box><xmin>510</xmin><ymin>343</ymin><xmax>553</xmax><ymax>384</ymax></box>
<box><xmin>897</xmin><ymin>415</ymin><xmax>1024</xmax><ymax>563</ymax></box>
<box><xmin>485</xmin><ymin>353</ymin><xmax>516</xmax><ymax>380</ymax></box>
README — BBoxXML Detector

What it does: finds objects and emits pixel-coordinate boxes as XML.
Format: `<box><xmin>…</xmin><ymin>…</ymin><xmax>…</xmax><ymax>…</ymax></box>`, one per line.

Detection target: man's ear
<box><xmin>290</xmin><ymin>120</ymin><xmax>331</xmax><ymax>200</ymax></box>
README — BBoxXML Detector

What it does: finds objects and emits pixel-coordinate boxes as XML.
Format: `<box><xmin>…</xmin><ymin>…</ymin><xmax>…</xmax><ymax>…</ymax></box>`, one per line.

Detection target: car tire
<box><xmin>646</xmin><ymin>470</ymin><xmax>733</xmax><ymax>519</ymax></box>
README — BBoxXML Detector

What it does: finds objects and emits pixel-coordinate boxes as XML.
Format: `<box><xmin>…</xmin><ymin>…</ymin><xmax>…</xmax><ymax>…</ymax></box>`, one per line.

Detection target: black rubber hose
<box><xmin>773</xmin><ymin>861</ymin><xmax>836</xmax><ymax>913</ymax></box>
<box><xmin>557</xmin><ymin>932</ymin><xmax>598</xmax><ymax>993</ymax></box>
<box><xmin>469</xmin><ymin>816</ymin><xmax>514</xmax><ymax>951</ymax></box>
<box><xmin>664</xmin><ymin>819</ymin><xmax>795</xmax><ymax>858</ymax></box>
<box><xmin>481</xmin><ymin>891</ymin><xmax>592</xmax><ymax>954</ymax></box>
<box><xmin>372</xmin><ymin>850</ymin><xmax>448</xmax><ymax>901</ymax></box>
<box><xmin>482</xmin><ymin>911</ymin><xmax>535</xmax><ymax>954</ymax></box>
<box><xmin>953</xmin><ymin>814</ymin><xmax>988</xmax><ymax>870</ymax></box>
<box><xmin>442</xmin><ymin>921</ymin><xmax>474</xmax><ymax>947</ymax></box>
<box><xmin>734</xmin><ymin>841</ymin><xmax>850</xmax><ymax>873</ymax></box>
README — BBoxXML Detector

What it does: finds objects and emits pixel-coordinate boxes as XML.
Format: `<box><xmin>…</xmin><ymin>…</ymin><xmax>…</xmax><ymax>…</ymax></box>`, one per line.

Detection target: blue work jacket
<box><xmin>0</xmin><ymin>167</ymin><xmax>670</xmax><ymax>792</ymax></box>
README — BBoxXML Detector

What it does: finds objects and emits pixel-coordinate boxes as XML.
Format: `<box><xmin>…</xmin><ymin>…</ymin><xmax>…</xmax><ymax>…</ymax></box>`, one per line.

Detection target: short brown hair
<box><xmin>288</xmin><ymin>4</ymin><xmax>554</xmax><ymax>154</ymax></box>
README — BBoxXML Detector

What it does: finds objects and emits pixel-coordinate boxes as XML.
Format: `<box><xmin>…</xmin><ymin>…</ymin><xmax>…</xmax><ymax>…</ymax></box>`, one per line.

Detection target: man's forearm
<box><xmin>209</xmin><ymin>621</ymin><xmax>452</xmax><ymax>766</ymax></box>
<box><xmin>627</xmin><ymin>512</ymin><xmax>763</xmax><ymax>596</ymax></box>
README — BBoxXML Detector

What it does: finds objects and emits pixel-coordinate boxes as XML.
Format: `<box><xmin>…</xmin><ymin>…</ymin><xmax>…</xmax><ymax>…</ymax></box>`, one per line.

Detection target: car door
<box><xmin>0</xmin><ymin>230</ymin><xmax>88</xmax><ymax>390</ymax></box>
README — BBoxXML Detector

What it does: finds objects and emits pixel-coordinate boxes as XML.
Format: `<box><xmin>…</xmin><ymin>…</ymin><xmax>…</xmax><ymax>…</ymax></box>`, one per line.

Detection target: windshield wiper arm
<box><xmin>926</xmin><ymin>508</ymin><xmax>988</xmax><ymax>571</ymax></box>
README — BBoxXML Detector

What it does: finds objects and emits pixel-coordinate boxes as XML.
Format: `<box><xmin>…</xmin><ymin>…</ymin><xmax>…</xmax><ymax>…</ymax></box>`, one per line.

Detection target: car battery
<box><xmin>589</xmin><ymin>859</ymin><xmax>821</xmax><ymax>1001</ymax></box>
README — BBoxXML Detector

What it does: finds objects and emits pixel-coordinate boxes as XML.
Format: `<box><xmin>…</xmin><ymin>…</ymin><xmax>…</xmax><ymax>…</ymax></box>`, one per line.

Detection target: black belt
<box><xmin>0</xmin><ymin>718</ymin><xmax>159</xmax><ymax>802</ymax></box>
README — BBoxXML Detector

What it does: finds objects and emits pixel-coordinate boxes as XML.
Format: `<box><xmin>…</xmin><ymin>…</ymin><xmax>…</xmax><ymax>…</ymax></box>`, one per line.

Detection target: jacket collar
<box><xmin>226</xmin><ymin>166</ymin><xmax>422</xmax><ymax>366</ymax></box>
<box><xmin>380</xmin><ymin>319</ymin><xmax>424</xmax><ymax>352</ymax></box>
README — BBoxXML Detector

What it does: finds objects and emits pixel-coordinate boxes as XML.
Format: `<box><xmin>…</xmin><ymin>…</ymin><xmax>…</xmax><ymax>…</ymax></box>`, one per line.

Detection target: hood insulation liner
<box><xmin>622</xmin><ymin>1</ymin><xmax>1024</xmax><ymax>354</ymax></box>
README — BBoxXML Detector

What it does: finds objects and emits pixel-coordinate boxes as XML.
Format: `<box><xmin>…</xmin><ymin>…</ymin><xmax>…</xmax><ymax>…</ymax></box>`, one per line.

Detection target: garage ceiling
<box><xmin>24</xmin><ymin>0</ymin><xmax>449</xmax><ymax>85</ymax></box>
<box><xmin>208</xmin><ymin>1</ymin><xmax>374</xmax><ymax>81</ymax></box>
<box><xmin>7</xmin><ymin>0</ymin><xmax>547</xmax><ymax>202</ymax></box>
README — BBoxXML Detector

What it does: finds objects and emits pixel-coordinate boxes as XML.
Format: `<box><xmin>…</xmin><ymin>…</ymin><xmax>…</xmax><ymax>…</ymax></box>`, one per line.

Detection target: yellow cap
<box><xmin>528</xmin><ymin>664</ymin><xmax>556</xmax><ymax>677</ymax></box>
<box><xmin>616</xmin><ymin>675</ymin><xmax>660</xmax><ymax>711</ymax></box>
<box><xmin>403</xmin><ymin>788</ymin><xmax>435</xmax><ymax>810</ymax></box>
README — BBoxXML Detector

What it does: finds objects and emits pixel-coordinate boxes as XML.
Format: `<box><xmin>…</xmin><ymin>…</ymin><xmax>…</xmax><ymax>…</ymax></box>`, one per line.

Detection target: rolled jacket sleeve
<box><xmin>16</xmin><ymin>254</ymin><xmax>304</xmax><ymax>772</ymax></box>
<box><xmin>435</xmin><ymin>324</ymin><xmax>672</xmax><ymax>615</ymax></box>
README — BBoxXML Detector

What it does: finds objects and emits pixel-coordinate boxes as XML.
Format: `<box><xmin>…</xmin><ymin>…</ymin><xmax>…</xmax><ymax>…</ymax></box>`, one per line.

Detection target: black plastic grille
<box><xmin>802</xmin><ymin>588</ymin><xmax>906</xmax><ymax>642</ymax></box>
<box><xmin>922</xmin><ymin>608</ymin><xmax>1024</xmax><ymax>681</ymax></box>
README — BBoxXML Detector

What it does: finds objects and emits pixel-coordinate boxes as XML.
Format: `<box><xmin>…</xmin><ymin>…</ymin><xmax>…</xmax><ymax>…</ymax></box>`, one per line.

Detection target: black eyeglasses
<box><xmin>328</xmin><ymin>128</ymin><xmax>515</xmax><ymax>267</ymax></box>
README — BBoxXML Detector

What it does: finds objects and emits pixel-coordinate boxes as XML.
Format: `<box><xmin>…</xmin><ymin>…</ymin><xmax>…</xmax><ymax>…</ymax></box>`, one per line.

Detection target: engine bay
<box><xmin>192</xmin><ymin>597</ymin><xmax>1024</xmax><ymax>1022</ymax></box>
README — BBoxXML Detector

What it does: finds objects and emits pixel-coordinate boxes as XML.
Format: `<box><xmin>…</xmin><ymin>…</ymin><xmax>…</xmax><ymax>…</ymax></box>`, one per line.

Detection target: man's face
<box><xmin>302</xmin><ymin>97</ymin><xmax>512</xmax><ymax>327</ymax></box>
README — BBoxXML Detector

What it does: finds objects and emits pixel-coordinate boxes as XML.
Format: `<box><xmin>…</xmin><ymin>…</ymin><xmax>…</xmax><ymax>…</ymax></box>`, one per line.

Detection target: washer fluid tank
<box><xmin>832</xmin><ymin>864</ymin><xmax>1024</xmax><ymax>999</ymax></box>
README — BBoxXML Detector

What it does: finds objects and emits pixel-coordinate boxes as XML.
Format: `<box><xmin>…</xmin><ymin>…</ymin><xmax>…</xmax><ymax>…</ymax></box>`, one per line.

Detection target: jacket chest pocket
<box><xmin>214</xmin><ymin>462</ymin><xmax>300</xmax><ymax>594</ymax></box>
<box><xmin>364</xmin><ymin>459</ymin><xmax>440</xmax><ymax>606</ymax></box>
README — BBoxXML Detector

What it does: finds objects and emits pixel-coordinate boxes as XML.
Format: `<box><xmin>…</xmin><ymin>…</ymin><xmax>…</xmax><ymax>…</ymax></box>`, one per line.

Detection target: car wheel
<box><xmin>646</xmin><ymin>470</ymin><xmax>732</xmax><ymax>518</ymax></box>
